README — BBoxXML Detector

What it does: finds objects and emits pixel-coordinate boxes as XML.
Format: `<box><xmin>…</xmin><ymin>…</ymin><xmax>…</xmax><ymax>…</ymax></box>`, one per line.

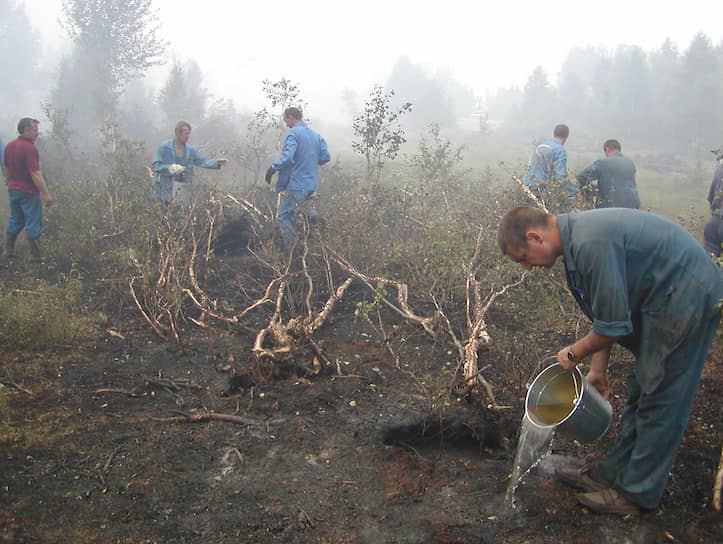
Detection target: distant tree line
<box><xmin>1</xmin><ymin>0</ymin><xmax>720</xmax><ymax>158</ymax></box>
<box><xmin>486</xmin><ymin>34</ymin><xmax>723</xmax><ymax>153</ymax></box>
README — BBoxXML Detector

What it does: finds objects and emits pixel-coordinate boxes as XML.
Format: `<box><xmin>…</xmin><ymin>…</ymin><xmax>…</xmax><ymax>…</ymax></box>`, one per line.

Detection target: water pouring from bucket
<box><xmin>505</xmin><ymin>358</ymin><xmax>614</xmax><ymax>510</ymax></box>
<box><xmin>525</xmin><ymin>362</ymin><xmax>612</xmax><ymax>443</ymax></box>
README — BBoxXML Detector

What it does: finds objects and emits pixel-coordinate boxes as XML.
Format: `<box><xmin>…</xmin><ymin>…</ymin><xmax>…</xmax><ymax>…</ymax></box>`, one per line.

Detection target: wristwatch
<box><xmin>567</xmin><ymin>348</ymin><xmax>578</xmax><ymax>363</ymax></box>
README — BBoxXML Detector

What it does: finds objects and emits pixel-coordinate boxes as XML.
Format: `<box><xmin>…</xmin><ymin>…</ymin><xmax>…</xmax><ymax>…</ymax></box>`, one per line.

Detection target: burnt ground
<box><xmin>1</xmin><ymin>255</ymin><xmax>722</xmax><ymax>544</ymax></box>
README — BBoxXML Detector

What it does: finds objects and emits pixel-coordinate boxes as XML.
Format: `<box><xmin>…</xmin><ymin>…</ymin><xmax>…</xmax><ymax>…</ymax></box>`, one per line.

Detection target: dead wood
<box><xmin>94</xmin><ymin>388</ymin><xmax>142</xmax><ymax>397</ymax></box>
<box><xmin>0</xmin><ymin>374</ymin><xmax>33</xmax><ymax>395</ymax></box>
<box><xmin>151</xmin><ymin>412</ymin><xmax>286</xmax><ymax>426</ymax></box>
<box><xmin>512</xmin><ymin>175</ymin><xmax>550</xmax><ymax>213</ymax></box>
<box><xmin>434</xmin><ymin>224</ymin><xmax>526</xmax><ymax>408</ymax></box>
<box><xmin>330</xmin><ymin>253</ymin><xmax>437</xmax><ymax>338</ymax></box>
<box><xmin>715</xmin><ymin>441</ymin><xmax>723</xmax><ymax>511</ymax></box>
<box><xmin>145</xmin><ymin>378</ymin><xmax>201</xmax><ymax>392</ymax></box>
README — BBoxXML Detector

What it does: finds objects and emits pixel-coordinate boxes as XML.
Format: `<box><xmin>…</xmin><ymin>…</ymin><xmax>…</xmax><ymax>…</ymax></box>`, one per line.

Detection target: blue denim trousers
<box><xmin>7</xmin><ymin>189</ymin><xmax>43</xmax><ymax>239</ymax></box>
<box><xmin>277</xmin><ymin>190</ymin><xmax>317</xmax><ymax>246</ymax></box>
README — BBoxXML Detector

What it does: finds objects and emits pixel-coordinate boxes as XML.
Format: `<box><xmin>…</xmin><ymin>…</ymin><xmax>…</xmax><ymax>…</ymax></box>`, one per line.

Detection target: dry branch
<box><xmin>0</xmin><ymin>372</ymin><xmax>33</xmax><ymax>396</ymax></box>
<box><xmin>435</xmin><ymin>224</ymin><xmax>527</xmax><ymax>407</ymax></box>
<box><xmin>94</xmin><ymin>388</ymin><xmax>142</xmax><ymax>397</ymax></box>
<box><xmin>312</xmin><ymin>276</ymin><xmax>354</xmax><ymax>330</ymax></box>
<box><xmin>330</xmin><ymin>254</ymin><xmax>437</xmax><ymax>337</ymax></box>
<box><xmin>152</xmin><ymin>412</ymin><xmax>286</xmax><ymax>426</ymax></box>
<box><xmin>512</xmin><ymin>175</ymin><xmax>550</xmax><ymax>213</ymax></box>
<box><xmin>715</xmin><ymin>442</ymin><xmax>723</xmax><ymax>511</ymax></box>
<box><xmin>129</xmin><ymin>276</ymin><xmax>168</xmax><ymax>340</ymax></box>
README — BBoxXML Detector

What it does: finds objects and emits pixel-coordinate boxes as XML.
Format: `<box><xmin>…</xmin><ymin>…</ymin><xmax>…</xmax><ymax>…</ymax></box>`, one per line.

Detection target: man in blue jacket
<box><xmin>522</xmin><ymin>124</ymin><xmax>571</xmax><ymax>192</ymax></box>
<box><xmin>151</xmin><ymin>121</ymin><xmax>227</xmax><ymax>204</ymax></box>
<box><xmin>498</xmin><ymin>206</ymin><xmax>723</xmax><ymax>515</ymax></box>
<box><xmin>577</xmin><ymin>139</ymin><xmax>640</xmax><ymax>209</ymax></box>
<box><xmin>265</xmin><ymin>107</ymin><xmax>330</xmax><ymax>247</ymax></box>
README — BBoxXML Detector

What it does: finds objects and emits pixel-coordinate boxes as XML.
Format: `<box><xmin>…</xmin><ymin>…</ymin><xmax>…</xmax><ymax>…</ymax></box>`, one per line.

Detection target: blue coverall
<box><xmin>151</xmin><ymin>139</ymin><xmax>221</xmax><ymax>202</ymax></box>
<box><xmin>559</xmin><ymin>208</ymin><xmax>723</xmax><ymax>509</ymax></box>
<box><xmin>271</xmin><ymin>122</ymin><xmax>330</xmax><ymax>246</ymax></box>
<box><xmin>576</xmin><ymin>151</ymin><xmax>640</xmax><ymax>209</ymax></box>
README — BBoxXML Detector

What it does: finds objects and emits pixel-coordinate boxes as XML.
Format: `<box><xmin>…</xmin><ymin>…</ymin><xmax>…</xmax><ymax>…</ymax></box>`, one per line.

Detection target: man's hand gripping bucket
<box><xmin>525</xmin><ymin>358</ymin><xmax>612</xmax><ymax>443</ymax></box>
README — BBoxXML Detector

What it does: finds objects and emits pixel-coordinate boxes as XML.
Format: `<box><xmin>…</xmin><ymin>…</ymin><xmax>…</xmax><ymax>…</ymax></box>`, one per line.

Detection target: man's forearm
<box><xmin>570</xmin><ymin>331</ymin><xmax>618</xmax><ymax>361</ymax></box>
<box><xmin>589</xmin><ymin>344</ymin><xmax>612</xmax><ymax>373</ymax></box>
<box><xmin>30</xmin><ymin>171</ymin><xmax>51</xmax><ymax>197</ymax></box>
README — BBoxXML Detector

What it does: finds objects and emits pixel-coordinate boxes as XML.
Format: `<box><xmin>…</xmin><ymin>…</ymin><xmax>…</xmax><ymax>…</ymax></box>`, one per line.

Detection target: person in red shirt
<box><xmin>3</xmin><ymin>118</ymin><xmax>53</xmax><ymax>262</ymax></box>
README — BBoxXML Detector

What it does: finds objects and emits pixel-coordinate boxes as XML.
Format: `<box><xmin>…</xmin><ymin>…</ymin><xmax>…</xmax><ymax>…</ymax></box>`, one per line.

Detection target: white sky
<box><xmin>20</xmin><ymin>0</ymin><xmax>723</xmax><ymax>118</ymax></box>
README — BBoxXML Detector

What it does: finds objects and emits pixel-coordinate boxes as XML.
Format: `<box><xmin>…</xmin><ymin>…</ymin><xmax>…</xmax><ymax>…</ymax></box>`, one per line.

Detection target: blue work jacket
<box><xmin>151</xmin><ymin>139</ymin><xmax>221</xmax><ymax>201</ymax></box>
<box><xmin>577</xmin><ymin>151</ymin><xmax>640</xmax><ymax>208</ymax></box>
<box><xmin>272</xmin><ymin>122</ymin><xmax>330</xmax><ymax>193</ymax></box>
<box><xmin>559</xmin><ymin>209</ymin><xmax>723</xmax><ymax>393</ymax></box>
<box><xmin>522</xmin><ymin>138</ymin><xmax>568</xmax><ymax>187</ymax></box>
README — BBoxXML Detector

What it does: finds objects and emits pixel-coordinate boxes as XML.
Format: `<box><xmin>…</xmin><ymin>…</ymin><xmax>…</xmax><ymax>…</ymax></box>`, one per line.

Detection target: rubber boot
<box><xmin>28</xmin><ymin>238</ymin><xmax>44</xmax><ymax>263</ymax></box>
<box><xmin>4</xmin><ymin>232</ymin><xmax>18</xmax><ymax>259</ymax></box>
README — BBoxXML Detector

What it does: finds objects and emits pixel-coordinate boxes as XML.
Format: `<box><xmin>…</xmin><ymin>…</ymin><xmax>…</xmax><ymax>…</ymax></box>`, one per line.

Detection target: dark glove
<box><xmin>265</xmin><ymin>166</ymin><xmax>276</xmax><ymax>184</ymax></box>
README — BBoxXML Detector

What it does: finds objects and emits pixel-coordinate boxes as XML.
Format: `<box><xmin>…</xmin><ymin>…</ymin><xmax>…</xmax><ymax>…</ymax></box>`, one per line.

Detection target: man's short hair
<box><xmin>17</xmin><ymin>117</ymin><xmax>39</xmax><ymax>134</ymax></box>
<box><xmin>175</xmin><ymin>121</ymin><xmax>192</xmax><ymax>135</ymax></box>
<box><xmin>603</xmin><ymin>139</ymin><xmax>621</xmax><ymax>152</ymax></box>
<box><xmin>284</xmin><ymin>107</ymin><xmax>303</xmax><ymax>121</ymax></box>
<box><xmin>498</xmin><ymin>206</ymin><xmax>553</xmax><ymax>254</ymax></box>
<box><xmin>553</xmin><ymin>124</ymin><xmax>569</xmax><ymax>140</ymax></box>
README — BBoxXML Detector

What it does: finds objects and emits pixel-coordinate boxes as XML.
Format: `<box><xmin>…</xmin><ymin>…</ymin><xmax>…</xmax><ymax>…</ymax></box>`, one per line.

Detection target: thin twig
<box><xmin>151</xmin><ymin>412</ymin><xmax>286</xmax><ymax>426</ymax></box>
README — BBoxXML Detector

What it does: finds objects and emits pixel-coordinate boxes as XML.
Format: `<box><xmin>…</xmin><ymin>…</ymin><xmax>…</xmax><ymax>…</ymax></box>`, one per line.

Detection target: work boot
<box><xmin>28</xmin><ymin>238</ymin><xmax>44</xmax><ymax>263</ymax></box>
<box><xmin>555</xmin><ymin>465</ymin><xmax>610</xmax><ymax>493</ymax></box>
<box><xmin>576</xmin><ymin>489</ymin><xmax>641</xmax><ymax>515</ymax></box>
<box><xmin>4</xmin><ymin>232</ymin><xmax>18</xmax><ymax>259</ymax></box>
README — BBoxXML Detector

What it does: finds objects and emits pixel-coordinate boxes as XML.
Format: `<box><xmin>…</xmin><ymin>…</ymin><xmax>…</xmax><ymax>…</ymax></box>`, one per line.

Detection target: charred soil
<box><xmin>1</xmin><ymin>257</ymin><xmax>722</xmax><ymax>544</ymax></box>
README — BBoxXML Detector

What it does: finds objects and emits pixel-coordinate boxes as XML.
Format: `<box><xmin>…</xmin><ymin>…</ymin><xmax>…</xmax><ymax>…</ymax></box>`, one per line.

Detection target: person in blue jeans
<box><xmin>498</xmin><ymin>206</ymin><xmax>723</xmax><ymax>515</ymax></box>
<box><xmin>3</xmin><ymin>118</ymin><xmax>54</xmax><ymax>262</ymax></box>
<box><xmin>704</xmin><ymin>156</ymin><xmax>723</xmax><ymax>257</ymax></box>
<box><xmin>151</xmin><ymin>121</ymin><xmax>227</xmax><ymax>204</ymax></box>
<box><xmin>265</xmin><ymin>107</ymin><xmax>330</xmax><ymax>247</ymax></box>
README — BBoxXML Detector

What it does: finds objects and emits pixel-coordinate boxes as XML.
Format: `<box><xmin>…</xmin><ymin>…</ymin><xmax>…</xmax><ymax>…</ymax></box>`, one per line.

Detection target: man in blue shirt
<box><xmin>704</xmin><ymin>156</ymin><xmax>723</xmax><ymax>257</ymax></box>
<box><xmin>151</xmin><ymin>121</ymin><xmax>227</xmax><ymax>204</ymax></box>
<box><xmin>522</xmin><ymin>124</ymin><xmax>570</xmax><ymax>191</ymax></box>
<box><xmin>498</xmin><ymin>206</ymin><xmax>723</xmax><ymax>515</ymax></box>
<box><xmin>577</xmin><ymin>139</ymin><xmax>640</xmax><ymax>209</ymax></box>
<box><xmin>265</xmin><ymin>107</ymin><xmax>330</xmax><ymax>247</ymax></box>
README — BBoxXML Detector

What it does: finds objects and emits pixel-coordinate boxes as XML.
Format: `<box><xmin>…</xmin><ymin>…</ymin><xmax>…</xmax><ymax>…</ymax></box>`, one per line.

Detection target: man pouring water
<box><xmin>498</xmin><ymin>206</ymin><xmax>722</xmax><ymax>515</ymax></box>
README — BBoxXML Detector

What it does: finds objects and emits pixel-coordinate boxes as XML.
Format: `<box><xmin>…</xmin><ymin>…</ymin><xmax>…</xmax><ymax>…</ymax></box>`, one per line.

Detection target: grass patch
<box><xmin>0</xmin><ymin>275</ymin><xmax>95</xmax><ymax>352</ymax></box>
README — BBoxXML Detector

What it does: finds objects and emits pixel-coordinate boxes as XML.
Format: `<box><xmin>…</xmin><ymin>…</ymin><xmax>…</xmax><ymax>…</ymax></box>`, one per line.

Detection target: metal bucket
<box><xmin>525</xmin><ymin>362</ymin><xmax>612</xmax><ymax>443</ymax></box>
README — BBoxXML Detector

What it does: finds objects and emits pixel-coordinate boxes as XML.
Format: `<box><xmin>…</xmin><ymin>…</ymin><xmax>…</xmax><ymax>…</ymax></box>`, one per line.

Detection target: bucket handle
<box><xmin>525</xmin><ymin>355</ymin><xmax>585</xmax><ymax>404</ymax></box>
<box><xmin>525</xmin><ymin>355</ymin><xmax>559</xmax><ymax>389</ymax></box>
<box><xmin>572</xmin><ymin>368</ymin><xmax>583</xmax><ymax>405</ymax></box>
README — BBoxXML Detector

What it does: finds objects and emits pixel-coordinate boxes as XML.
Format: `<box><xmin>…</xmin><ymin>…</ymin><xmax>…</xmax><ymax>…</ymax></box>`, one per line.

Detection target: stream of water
<box><xmin>504</xmin><ymin>415</ymin><xmax>554</xmax><ymax>510</ymax></box>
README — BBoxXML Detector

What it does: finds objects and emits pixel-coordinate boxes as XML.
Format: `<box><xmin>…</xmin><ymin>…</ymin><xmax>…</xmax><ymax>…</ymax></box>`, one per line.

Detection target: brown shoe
<box><xmin>577</xmin><ymin>488</ymin><xmax>641</xmax><ymax>515</ymax></box>
<box><xmin>555</xmin><ymin>465</ymin><xmax>609</xmax><ymax>492</ymax></box>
